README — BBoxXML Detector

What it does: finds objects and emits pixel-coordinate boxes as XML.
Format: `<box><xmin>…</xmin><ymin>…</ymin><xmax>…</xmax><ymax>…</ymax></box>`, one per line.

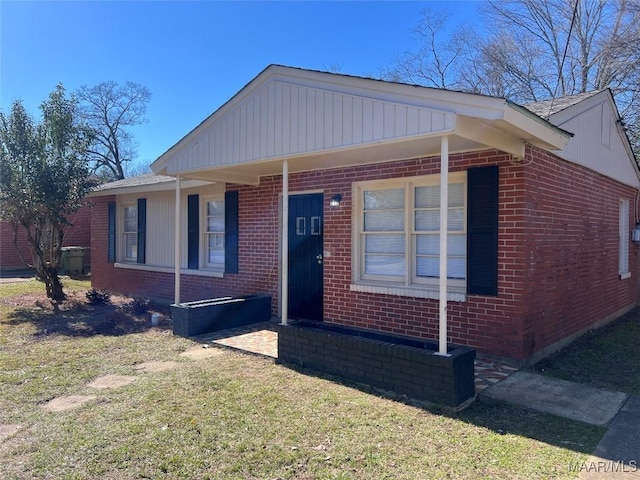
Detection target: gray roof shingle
<box><xmin>524</xmin><ymin>91</ymin><xmax>602</xmax><ymax>118</ymax></box>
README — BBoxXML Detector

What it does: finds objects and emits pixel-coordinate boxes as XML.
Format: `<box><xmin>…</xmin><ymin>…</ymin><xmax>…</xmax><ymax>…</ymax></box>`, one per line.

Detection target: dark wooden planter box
<box><xmin>171</xmin><ymin>294</ymin><xmax>272</xmax><ymax>337</ymax></box>
<box><xmin>277</xmin><ymin>321</ymin><xmax>476</xmax><ymax>408</ymax></box>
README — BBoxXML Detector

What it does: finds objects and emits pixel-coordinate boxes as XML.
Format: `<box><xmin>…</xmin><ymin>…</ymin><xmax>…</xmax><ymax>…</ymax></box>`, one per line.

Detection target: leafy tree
<box><xmin>76</xmin><ymin>81</ymin><xmax>151</xmax><ymax>181</ymax></box>
<box><xmin>385</xmin><ymin>0</ymin><xmax>640</xmax><ymax>156</ymax></box>
<box><xmin>0</xmin><ymin>84</ymin><xmax>95</xmax><ymax>305</ymax></box>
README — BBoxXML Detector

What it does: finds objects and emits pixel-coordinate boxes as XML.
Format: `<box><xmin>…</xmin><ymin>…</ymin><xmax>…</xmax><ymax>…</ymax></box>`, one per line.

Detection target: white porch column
<box><xmin>174</xmin><ymin>175</ymin><xmax>181</xmax><ymax>305</ymax></box>
<box><xmin>438</xmin><ymin>136</ymin><xmax>449</xmax><ymax>355</ymax></box>
<box><xmin>281</xmin><ymin>160</ymin><xmax>289</xmax><ymax>325</ymax></box>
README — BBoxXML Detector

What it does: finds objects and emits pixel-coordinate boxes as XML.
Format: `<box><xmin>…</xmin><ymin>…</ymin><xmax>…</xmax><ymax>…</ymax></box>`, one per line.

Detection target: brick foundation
<box><xmin>277</xmin><ymin>321</ymin><xmax>476</xmax><ymax>408</ymax></box>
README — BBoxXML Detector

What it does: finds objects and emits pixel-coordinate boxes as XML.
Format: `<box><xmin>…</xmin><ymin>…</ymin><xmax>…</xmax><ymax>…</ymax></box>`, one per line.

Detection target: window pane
<box><xmin>208</xmin><ymin>234</ymin><xmax>224</xmax><ymax>248</ymax></box>
<box><xmin>364</xmin><ymin>254</ymin><xmax>405</xmax><ymax>276</ymax></box>
<box><xmin>416</xmin><ymin>256</ymin><xmax>466</xmax><ymax>279</ymax></box>
<box><xmin>449</xmin><ymin>257</ymin><xmax>466</xmax><ymax>279</ymax></box>
<box><xmin>207</xmin><ymin>216</ymin><xmax>224</xmax><ymax>232</ymax></box>
<box><xmin>449</xmin><ymin>208</ymin><xmax>464</xmax><ymax>230</ymax></box>
<box><xmin>415</xmin><ymin>183</ymin><xmax>464</xmax><ymax>208</ymax></box>
<box><xmin>416</xmin><ymin>257</ymin><xmax>438</xmax><ymax>277</ymax></box>
<box><xmin>449</xmin><ymin>183</ymin><xmax>465</xmax><ymax>207</ymax></box>
<box><xmin>364</xmin><ymin>211</ymin><xmax>404</xmax><ymax>231</ymax></box>
<box><xmin>124</xmin><ymin>206</ymin><xmax>137</xmax><ymax>232</ymax></box>
<box><xmin>207</xmin><ymin>201</ymin><xmax>224</xmax><ymax>216</ymax></box>
<box><xmin>365</xmin><ymin>234</ymin><xmax>405</xmax><ymax>254</ymax></box>
<box><xmin>416</xmin><ymin>235</ymin><xmax>439</xmax><ymax>255</ymax></box>
<box><xmin>364</xmin><ymin>188</ymin><xmax>404</xmax><ymax>210</ymax></box>
<box><xmin>208</xmin><ymin>249</ymin><xmax>224</xmax><ymax>264</ymax></box>
<box><xmin>415</xmin><ymin>185</ymin><xmax>439</xmax><ymax>208</ymax></box>
<box><xmin>415</xmin><ymin>210</ymin><xmax>440</xmax><ymax>231</ymax></box>
<box><xmin>207</xmin><ymin>232</ymin><xmax>224</xmax><ymax>265</ymax></box>
<box><xmin>415</xmin><ymin>209</ymin><xmax>465</xmax><ymax>231</ymax></box>
<box><xmin>124</xmin><ymin>233</ymin><xmax>137</xmax><ymax>259</ymax></box>
<box><xmin>416</xmin><ymin>234</ymin><xmax>466</xmax><ymax>255</ymax></box>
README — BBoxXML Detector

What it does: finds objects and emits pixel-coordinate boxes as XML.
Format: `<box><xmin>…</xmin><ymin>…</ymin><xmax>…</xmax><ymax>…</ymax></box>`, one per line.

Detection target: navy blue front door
<box><xmin>288</xmin><ymin>194</ymin><xmax>323</xmax><ymax>321</ymax></box>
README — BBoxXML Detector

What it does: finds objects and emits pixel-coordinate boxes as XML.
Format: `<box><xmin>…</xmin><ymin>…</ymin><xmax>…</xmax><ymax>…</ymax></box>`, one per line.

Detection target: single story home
<box><xmin>89</xmin><ymin>65</ymin><xmax>639</xmax><ymax>368</ymax></box>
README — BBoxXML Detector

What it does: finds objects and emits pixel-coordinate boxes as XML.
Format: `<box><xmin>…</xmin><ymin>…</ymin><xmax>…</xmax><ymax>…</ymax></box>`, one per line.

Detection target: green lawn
<box><xmin>0</xmin><ymin>279</ymin><xmax>604</xmax><ymax>479</ymax></box>
<box><xmin>533</xmin><ymin>308</ymin><xmax>640</xmax><ymax>396</ymax></box>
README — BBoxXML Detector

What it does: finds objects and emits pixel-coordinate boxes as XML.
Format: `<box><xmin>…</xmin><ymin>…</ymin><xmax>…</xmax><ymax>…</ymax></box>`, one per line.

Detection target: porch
<box><xmin>192</xmin><ymin>319</ymin><xmax>519</xmax><ymax>394</ymax></box>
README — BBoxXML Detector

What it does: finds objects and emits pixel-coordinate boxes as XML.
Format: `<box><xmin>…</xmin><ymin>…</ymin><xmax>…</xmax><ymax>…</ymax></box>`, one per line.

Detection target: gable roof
<box><xmin>151</xmin><ymin>64</ymin><xmax>571</xmax><ymax>185</ymax></box>
<box><xmin>526</xmin><ymin>89</ymin><xmax>639</xmax><ymax>187</ymax></box>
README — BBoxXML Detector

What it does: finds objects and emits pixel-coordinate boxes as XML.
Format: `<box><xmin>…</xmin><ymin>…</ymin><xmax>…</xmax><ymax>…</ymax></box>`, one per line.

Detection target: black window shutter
<box><xmin>187</xmin><ymin>194</ymin><xmax>199</xmax><ymax>270</ymax></box>
<box><xmin>137</xmin><ymin>198</ymin><xmax>146</xmax><ymax>264</ymax></box>
<box><xmin>467</xmin><ymin>165</ymin><xmax>499</xmax><ymax>295</ymax></box>
<box><xmin>107</xmin><ymin>201</ymin><xmax>116</xmax><ymax>264</ymax></box>
<box><xmin>225</xmin><ymin>190</ymin><xmax>239</xmax><ymax>274</ymax></box>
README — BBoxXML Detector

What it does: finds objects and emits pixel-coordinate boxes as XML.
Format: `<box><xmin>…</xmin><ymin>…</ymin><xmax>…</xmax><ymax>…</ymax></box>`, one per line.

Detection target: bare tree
<box><xmin>381</xmin><ymin>9</ymin><xmax>472</xmax><ymax>89</ymax></box>
<box><xmin>385</xmin><ymin>0</ymin><xmax>640</xmax><ymax>154</ymax></box>
<box><xmin>76</xmin><ymin>81</ymin><xmax>151</xmax><ymax>181</ymax></box>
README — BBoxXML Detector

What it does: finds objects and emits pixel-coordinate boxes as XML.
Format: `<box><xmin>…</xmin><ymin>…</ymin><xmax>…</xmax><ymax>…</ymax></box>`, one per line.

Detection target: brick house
<box><xmin>89</xmin><ymin>65</ymin><xmax>640</xmax><ymax>365</ymax></box>
<box><xmin>0</xmin><ymin>205</ymin><xmax>92</xmax><ymax>272</ymax></box>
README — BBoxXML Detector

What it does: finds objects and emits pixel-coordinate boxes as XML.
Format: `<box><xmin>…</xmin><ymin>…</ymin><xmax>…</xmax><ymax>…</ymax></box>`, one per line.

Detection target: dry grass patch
<box><xmin>534</xmin><ymin>308</ymin><xmax>640</xmax><ymax>395</ymax></box>
<box><xmin>0</xmin><ymin>279</ymin><xmax>605</xmax><ymax>479</ymax></box>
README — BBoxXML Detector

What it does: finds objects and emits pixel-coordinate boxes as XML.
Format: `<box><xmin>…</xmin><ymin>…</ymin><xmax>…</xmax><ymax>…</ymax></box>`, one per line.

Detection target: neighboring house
<box><xmin>0</xmin><ymin>206</ymin><xmax>92</xmax><ymax>272</ymax></box>
<box><xmin>89</xmin><ymin>65</ymin><xmax>639</xmax><ymax>364</ymax></box>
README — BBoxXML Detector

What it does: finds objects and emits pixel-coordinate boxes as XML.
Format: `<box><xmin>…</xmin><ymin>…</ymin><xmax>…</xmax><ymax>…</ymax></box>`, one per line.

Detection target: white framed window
<box><xmin>122</xmin><ymin>204</ymin><xmax>137</xmax><ymax>262</ymax></box>
<box><xmin>203</xmin><ymin>197</ymin><xmax>225</xmax><ymax>269</ymax></box>
<box><xmin>353</xmin><ymin>172</ymin><xmax>467</xmax><ymax>291</ymax></box>
<box><xmin>619</xmin><ymin>198</ymin><xmax>630</xmax><ymax>278</ymax></box>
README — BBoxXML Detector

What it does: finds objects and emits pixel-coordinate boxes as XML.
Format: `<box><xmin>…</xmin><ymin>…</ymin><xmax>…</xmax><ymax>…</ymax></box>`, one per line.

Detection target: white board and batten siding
<box><xmin>553</xmin><ymin>95</ymin><xmax>639</xmax><ymax>189</ymax></box>
<box><xmin>166</xmin><ymin>81</ymin><xmax>455</xmax><ymax>175</ymax></box>
<box><xmin>117</xmin><ymin>182</ymin><xmax>225</xmax><ymax>269</ymax></box>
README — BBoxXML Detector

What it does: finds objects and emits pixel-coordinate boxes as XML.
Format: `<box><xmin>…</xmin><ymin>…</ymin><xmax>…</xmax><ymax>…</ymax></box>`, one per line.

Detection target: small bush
<box><xmin>86</xmin><ymin>288</ymin><xmax>111</xmax><ymax>305</ymax></box>
<box><xmin>129</xmin><ymin>297</ymin><xmax>150</xmax><ymax>315</ymax></box>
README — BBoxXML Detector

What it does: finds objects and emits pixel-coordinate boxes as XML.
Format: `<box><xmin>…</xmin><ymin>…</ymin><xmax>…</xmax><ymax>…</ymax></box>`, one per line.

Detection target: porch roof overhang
<box><xmin>151</xmin><ymin>65</ymin><xmax>571</xmax><ymax>186</ymax></box>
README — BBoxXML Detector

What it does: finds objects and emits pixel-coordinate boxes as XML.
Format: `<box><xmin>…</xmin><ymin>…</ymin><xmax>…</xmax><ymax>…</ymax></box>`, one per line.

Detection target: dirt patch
<box><xmin>180</xmin><ymin>345</ymin><xmax>226</xmax><ymax>360</ymax></box>
<box><xmin>87</xmin><ymin>374</ymin><xmax>137</xmax><ymax>390</ymax></box>
<box><xmin>2</xmin><ymin>288</ymin><xmax>171</xmax><ymax>340</ymax></box>
<box><xmin>0</xmin><ymin>424</ymin><xmax>21</xmax><ymax>442</ymax></box>
<box><xmin>42</xmin><ymin>395</ymin><xmax>97</xmax><ymax>412</ymax></box>
<box><xmin>134</xmin><ymin>360</ymin><xmax>180</xmax><ymax>373</ymax></box>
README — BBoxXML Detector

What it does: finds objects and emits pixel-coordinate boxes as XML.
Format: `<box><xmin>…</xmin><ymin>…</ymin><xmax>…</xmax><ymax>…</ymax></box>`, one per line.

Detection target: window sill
<box><xmin>114</xmin><ymin>262</ymin><xmax>225</xmax><ymax>278</ymax></box>
<box><xmin>620</xmin><ymin>272</ymin><xmax>632</xmax><ymax>280</ymax></box>
<box><xmin>350</xmin><ymin>282</ymin><xmax>466</xmax><ymax>302</ymax></box>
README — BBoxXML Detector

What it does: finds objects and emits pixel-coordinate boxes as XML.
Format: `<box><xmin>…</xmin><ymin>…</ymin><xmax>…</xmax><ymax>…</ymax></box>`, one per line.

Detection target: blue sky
<box><xmin>1</xmin><ymin>1</ymin><xmax>480</xmax><ymax>171</ymax></box>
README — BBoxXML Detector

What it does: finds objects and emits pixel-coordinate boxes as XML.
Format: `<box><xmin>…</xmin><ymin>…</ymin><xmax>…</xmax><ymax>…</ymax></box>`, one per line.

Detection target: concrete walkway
<box><xmin>481</xmin><ymin>371</ymin><xmax>640</xmax><ymax>478</ymax></box>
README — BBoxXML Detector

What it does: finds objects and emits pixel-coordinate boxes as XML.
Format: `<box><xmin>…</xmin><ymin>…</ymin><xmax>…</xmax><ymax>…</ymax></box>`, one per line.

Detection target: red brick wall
<box><xmin>520</xmin><ymin>146</ymin><xmax>638</xmax><ymax>358</ymax></box>
<box><xmin>90</xmin><ymin>191</ymin><xmax>282</xmax><ymax>305</ymax></box>
<box><xmin>0</xmin><ymin>205</ymin><xmax>92</xmax><ymax>271</ymax></box>
<box><xmin>91</xmin><ymin>149</ymin><xmax>639</xmax><ymax>361</ymax></box>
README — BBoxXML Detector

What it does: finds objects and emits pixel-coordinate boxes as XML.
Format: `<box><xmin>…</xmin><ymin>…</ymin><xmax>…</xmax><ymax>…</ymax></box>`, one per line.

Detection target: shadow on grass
<box><xmin>532</xmin><ymin>307</ymin><xmax>640</xmax><ymax>396</ymax></box>
<box><xmin>279</xmin><ymin>362</ymin><xmax>605</xmax><ymax>462</ymax></box>
<box><xmin>5</xmin><ymin>302</ymin><xmax>160</xmax><ymax>338</ymax></box>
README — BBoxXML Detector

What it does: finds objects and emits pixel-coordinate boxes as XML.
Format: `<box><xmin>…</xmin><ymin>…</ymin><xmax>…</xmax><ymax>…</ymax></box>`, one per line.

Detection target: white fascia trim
<box><xmin>620</xmin><ymin>272</ymin><xmax>632</xmax><ymax>280</ymax></box>
<box><xmin>350</xmin><ymin>283</ymin><xmax>466</xmax><ymax>302</ymax></box>
<box><xmin>114</xmin><ymin>262</ymin><xmax>224</xmax><ymax>278</ymax></box>
<box><xmin>504</xmin><ymin>103</ymin><xmax>572</xmax><ymax>150</ymax></box>
<box><xmin>88</xmin><ymin>179</ymin><xmax>214</xmax><ymax>197</ymax></box>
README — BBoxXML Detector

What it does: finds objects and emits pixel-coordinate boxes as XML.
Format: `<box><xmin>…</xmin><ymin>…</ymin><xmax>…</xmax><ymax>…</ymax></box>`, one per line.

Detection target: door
<box><xmin>288</xmin><ymin>193</ymin><xmax>323</xmax><ymax>321</ymax></box>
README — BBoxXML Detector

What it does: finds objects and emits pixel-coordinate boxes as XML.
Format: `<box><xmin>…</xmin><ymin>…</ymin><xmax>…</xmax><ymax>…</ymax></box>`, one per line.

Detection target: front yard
<box><xmin>0</xmin><ymin>279</ymin><xmax>603</xmax><ymax>479</ymax></box>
